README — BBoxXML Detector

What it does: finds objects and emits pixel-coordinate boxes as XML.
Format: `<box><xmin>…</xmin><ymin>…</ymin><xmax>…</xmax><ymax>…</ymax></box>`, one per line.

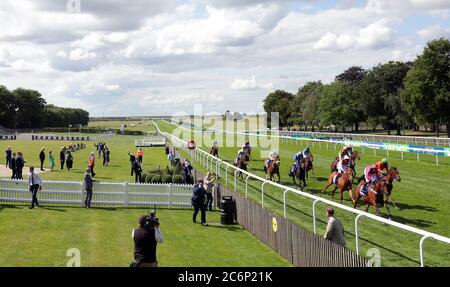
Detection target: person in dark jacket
<box><xmin>132</xmin><ymin>215</ymin><xmax>164</xmax><ymax>267</ymax></box>
<box><xmin>5</xmin><ymin>146</ymin><xmax>12</xmax><ymax>167</ymax></box>
<box><xmin>133</xmin><ymin>159</ymin><xmax>143</xmax><ymax>183</ymax></box>
<box><xmin>15</xmin><ymin>152</ymin><xmax>25</xmax><ymax>180</ymax></box>
<box><xmin>59</xmin><ymin>147</ymin><xmax>66</xmax><ymax>170</ymax></box>
<box><xmin>83</xmin><ymin>168</ymin><xmax>94</xmax><ymax>208</ymax></box>
<box><xmin>66</xmin><ymin>151</ymin><xmax>73</xmax><ymax>171</ymax></box>
<box><xmin>192</xmin><ymin>179</ymin><xmax>207</xmax><ymax>226</ymax></box>
<box><xmin>39</xmin><ymin>147</ymin><xmax>45</xmax><ymax>171</ymax></box>
<box><xmin>183</xmin><ymin>160</ymin><xmax>193</xmax><ymax>184</ymax></box>
<box><xmin>129</xmin><ymin>152</ymin><xmax>136</xmax><ymax>176</ymax></box>
<box><xmin>105</xmin><ymin>148</ymin><xmax>110</xmax><ymax>166</ymax></box>
<box><xmin>9</xmin><ymin>152</ymin><xmax>16</xmax><ymax>179</ymax></box>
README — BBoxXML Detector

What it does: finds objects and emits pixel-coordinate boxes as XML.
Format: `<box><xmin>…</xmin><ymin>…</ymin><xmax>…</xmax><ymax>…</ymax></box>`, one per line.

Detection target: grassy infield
<box><xmin>0</xmin><ymin>121</ymin><xmax>291</xmax><ymax>267</ymax></box>
<box><xmin>157</xmin><ymin>120</ymin><xmax>450</xmax><ymax>267</ymax></box>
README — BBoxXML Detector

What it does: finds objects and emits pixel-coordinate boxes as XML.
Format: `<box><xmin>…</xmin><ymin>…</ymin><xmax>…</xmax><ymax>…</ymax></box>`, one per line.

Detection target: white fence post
<box><xmin>168</xmin><ymin>183</ymin><xmax>173</xmax><ymax>208</ymax></box>
<box><xmin>312</xmin><ymin>199</ymin><xmax>320</xmax><ymax>235</ymax></box>
<box><xmin>420</xmin><ymin>235</ymin><xmax>431</xmax><ymax>267</ymax></box>
<box><xmin>355</xmin><ymin>214</ymin><xmax>365</xmax><ymax>256</ymax></box>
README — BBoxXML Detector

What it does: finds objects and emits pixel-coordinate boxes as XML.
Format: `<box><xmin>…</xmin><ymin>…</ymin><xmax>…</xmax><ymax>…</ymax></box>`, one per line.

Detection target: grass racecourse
<box><xmin>157</xmin><ymin>120</ymin><xmax>450</xmax><ymax>267</ymax></box>
<box><xmin>0</xmin><ymin>125</ymin><xmax>291</xmax><ymax>267</ymax></box>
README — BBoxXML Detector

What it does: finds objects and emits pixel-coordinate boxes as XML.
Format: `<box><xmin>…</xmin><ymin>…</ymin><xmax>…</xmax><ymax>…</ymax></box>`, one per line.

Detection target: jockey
<box><xmin>235</xmin><ymin>147</ymin><xmax>246</xmax><ymax>164</ymax></box>
<box><xmin>266</xmin><ymin>150</ymin><xmax>278</xmax><ymax>167</ymax></box>
<box><xmin>289</xmin><ymin>151</ymin><xmax>304</xmax><ymax>176</ymax></box>
<box><xmin>376</xmin><ymin>158</ymin><xmax>389</xmax><ymax>174</ymax></box>
<box><xmin>361</xmin><ymin>164</ymin><xmax>381</xmax><ymax>196</ymax></box>
<box><xmin>337</xmin><ymin>155</ymin><xmax>351</xmax><ymax>174</ymax></box>
<box><xmin>302</xmin><ymin>147</ymin><xmax>313</xmax><ymax>161</ymax></box>
<box><xmin>338</xmin><ymin>145</ymin><xmax>353</xmax><ymax>160</ymax></box>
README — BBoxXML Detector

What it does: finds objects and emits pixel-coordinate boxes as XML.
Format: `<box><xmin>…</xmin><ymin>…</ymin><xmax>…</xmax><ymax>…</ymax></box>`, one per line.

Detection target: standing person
<box><xmin>5</xmin><ymin>146</ymin><xmax>12</xmax><ymax>167</ymax></box>
<box><xmin>94</xmin><ymin>143</ymin><xmax>102</xmax><ymax>159</ymax></box>
<box><xmin>88</xmin><ymin>152</ymin><xmax>96</xmax><ymax>177</ymax></box>
<box><xmin>137</xmin><ymin>147</ymin><xmax>143</xmax><ymax>164</ymax></box>
<box><xmin>66</xmin><ymin>151</ymin><xmax>74</xmax><ymax>172</ymax></box>
<box><xmin>105</xmin><ymin>147</ymin><xmax>110</xmax><ymax>166</ymax></box>
<box><xmin>133</xmin><ymin>158</ymin><xmax>143</xmax><ymax>183</ymax></box>
<box><xmin>15</xmin><ymin>152</ymin><xmax>25</xmax><ymax>180</ymax></box>
<box><xmin>204</xmin><ymin>172</ymin><xmax>215</xmax><ymax>212</ymax></box>
<box><xmin>28</xmin><ymin>167</ymin><xmax>42</xmax><ymax>209</ymax></box>
<box><xmin>9</xmin><ymin>152</ymin><xmax>16</xmax><ymax>179</ymax></box>
<box><xmin>191</xmin><ymin>179</ymin><xmax>207</xmax><ymax>226</ymax></box>
<box><xmin>131</xmin><ymin>215</ymin><xmax>164</xmax><ymax>267</ymax></box>
<box><xmin>39</xmin><ymin>147</ymin><xmax>45</xmax><ymax>171</ymax></box>
<box><xmin>48</xmin><ymin>151</ymin><xmax>55</xmax><ymax>170</ymax></box>
<box><xmin>102</xmin><ymin>146</ymin><xmax>107</xmax><ymax>166</ymax></box>
<box><xmin>59</xmin><ymin>147</ymin><xmax>66</xmax><ymax>170</ymax></box>
<box><xmin>183</xmin><ymin>160</ymin><xmax>193</xmax><ymax>184</ymax></box>
<box><xmin>323</xmin><ymin>208</ymin><xmax>346</xmax><ymax>247</ymax></box>
<box><xmin>83</xmin><ymin>168</ymin><xmax>94</xmax><ymax>208</ymax></box>
<box><xmin>165</xmin><ymin>145</ymin><xmax>170</xmax><ymax>155</ymax></box>
<box><xmin>129</xmin><ymin>152</ymin><xmax>136</xmax><ymax>176</ymax></box>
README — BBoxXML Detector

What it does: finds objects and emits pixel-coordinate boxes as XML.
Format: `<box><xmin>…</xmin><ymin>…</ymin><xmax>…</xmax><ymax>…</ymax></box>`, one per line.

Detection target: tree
<box><xmin>317</xmin><ymin>82</ymin><xmax>350</xmax><ymax>131</ymax></box>
<box><xmin>359</xmin><ymin>61</ymin><xmax>412</xmax><ymax>135</ymax></box>
<box><xmin>335</xmin><ymin>66</ymin><xmax>367</xmax><ymax>85</ymax></box>
<box><xmin>263</xmin><ymin>90</ymin><xmax>295</xmax><ymax>130</ymax></box>
<box><xmin>299</xmin><ymin>81</ymin><xmax>323</xmax><ymax>132</ymax></box>
<box><xmin>12</xmin><ymin>88</ymin><xmax>47</xmax><ymax>128</ymax></box>
<box><xmin>0</xmin><ymin>85</ymin><xmax>14</xmax><ymax>128</ymax></box>
<box><xmin>401</xmin><ymin>38</ymin><xmax>450</xmax><ymax>137</ymax></box>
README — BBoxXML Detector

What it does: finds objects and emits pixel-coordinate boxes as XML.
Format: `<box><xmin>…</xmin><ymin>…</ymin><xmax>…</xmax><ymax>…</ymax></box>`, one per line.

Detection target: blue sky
<box><xmin>0</xmin><ymin>0</ymin><xmax>448</xmax><ymax>117</ymax></box>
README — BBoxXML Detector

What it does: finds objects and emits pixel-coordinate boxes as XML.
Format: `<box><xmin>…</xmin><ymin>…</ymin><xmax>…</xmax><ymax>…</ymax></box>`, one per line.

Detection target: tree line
<box><xmin>0</xmin><ymin>86</ymin><xmax>89</xmax><ymax>129</ymax></box>
<box><xmin>263</xmin><ymin>38</ymin><xmax>450</xmax><ymax>137</ymax></box>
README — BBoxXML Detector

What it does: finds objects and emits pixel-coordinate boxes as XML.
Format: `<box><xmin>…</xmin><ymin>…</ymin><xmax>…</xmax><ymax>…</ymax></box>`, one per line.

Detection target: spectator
<box><xmin>94</xmin><ymin>143</ymin><xmax>102</xmax><ymax>159</ymax></box>
<box><xmin>183</xmin><ymin>160</ymin><xmax>193</xmax><ymax>184</ymax></box>
<box><xmin>28</xmin><ymin>167</ymin><xmax>42</xmax><ymax>209</ymax></box>
<box><xmin>9</xmin><ymin>152</ymin><xmax>16</xmax><ymax>179</ymax></box>
<box><xmin>102</xmin><ymin>146</ymin><xmax>107</xmax><ymax>166</ymax></box>
<box><xmin>167</xmin><ymin>151</ymin><xmax>175</xmax><ymax>166</ymax></box>
<box><xmin>129</xmin><ymin>152</ymin><xmax>136</xmax><ymax>176</ymax></box>
<box><xmin>105</xmin><ymin>147</ymin><xmax>110</xmax><ymax>166</ymax></box>
<box><xmin>323</xmin><ymin>207</ymin><xmax>346</xmax><ymax>247</ymax></box>
<box><xmin>204</xmin><ymin>172</ymin><xmax>215</xmax><ymax>212</ymax></box>
<box><xmin>133</xmin><ymin>158</ymin><xmax>143</xmax><ymax>183</ymax></box>
<box><xmin>39</xmin><ymin>147</ymin><xmax>45</xmax><ymax>171</ymax></box>
<box><xmin>132</xmin><ymin>215</ymin><xmax>163</xmax><ymax>267</ymax></box>
<box><xmin>88</xmin><ymin>152</ymin><xmax>96</xmax><ymax>177</ymax></box>
<box><xmin>5</xmin><ymin>146</ymin><xmax>12</xmax><ymax>167</ymax></box>
<box><xmin>83</xmin><ymin>168</ymin><xmax>94</xmax><ymax>208</ymax></box>
<box><xmin>192</xmin><ymin>179</ymin><xmax>207</xmax><ymax>226</ymax></box>
<box><xmin>66</xmin><ymin>151</ymin><xmax>74</xmax><ymax>172</ymax></box>
<box><xmin>59</xmin><ymin>147</ymin><xmax>66</xmax><ymax>170</ymax></box>
<box><xmin>15</xmin><ymin>152</ymin><xmax>25</xmax><ymax>180</ymax></box>
<box><xmin>165</xmin><ymin>145</ymin><xmax>170</xmax><ymax>155</ymax></box>
<box><xmin>48</xmin><ymin>151</ymin><xmax>55</xmax><ymax>170</ymax></box>
<box><xmin>137</xmin><ymin>147</ymin><xmax>144</xmax><ymax>164</ymax></box>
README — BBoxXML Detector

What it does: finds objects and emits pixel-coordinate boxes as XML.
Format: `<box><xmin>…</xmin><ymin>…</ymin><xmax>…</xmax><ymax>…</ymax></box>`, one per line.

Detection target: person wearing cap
<box><xmin>338</xmin><ymin>145</ymin><xmax>353</xmax><ymax>160</ymax></box>
<box><xmin>376</xmin><ymin>159</ymin><xmax>389</xmax><ymax>174</ymax></box>
<box><xmin>39</xmin><ymin>147</ymin><xmax>45</xmax><ymax>171</ymax></box>
<box><xmin>360</xmin><ymin>164</ymin><xmax>381</xmax><ymax>196</ymax></box>
<box><xmin>289</xmin><ymin>150</ymin><xmax>305</xmax><ymax>176</ymax></box>
<box><xmin>337</xmin><ymin>155</ymin><xmax>351</xmax><ymax>174</ymax></box>
<box><xmin>83</xmin><ymin>168</ymin><xmax>94</xmax><ymax>208</ymax></box>
<box><xmin>266</xmin><ymin>150</ymin><xmax>278</xmax><ymax>168</ymax></box>
<box><xmin>88</xmin><ymin>152</ymin><xmax>96</xmax><ymax>177</ymax></box>
<box><xmin>5</xmin><ymin>146</ymin><xmax>12</xmax><ymax>167</ymax></box>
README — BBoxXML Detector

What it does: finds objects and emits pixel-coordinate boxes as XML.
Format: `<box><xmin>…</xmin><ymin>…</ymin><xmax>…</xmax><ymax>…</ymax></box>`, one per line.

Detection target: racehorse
<box><xmin>304</xmin><ymin>154</ymin><xmax>316</xmax><ymax>181</ymax></box>
<box><xmin>331</xmin><ymin>151</ymin><xmax>360</xmax><ymax>176</ymax></box>
<box><xmin>244</xmin><ymin>146</ymin><xmax>252</xmax><ymax>160</ymax></box>
<box><xmin>352</xmin><ymin>179</ymin><xmax>391</xmax><ymax>219</ymax></box>
<box><xmin>233</xmin><ymin>153</ymin><xmax>249</xmax><ymax>178</ymax></box>
<box><xmin>322</xmin><ymin>169</ymin><xmax>353</xmax><ymax>204</ymax></box>
<box><xmin>291</xmin><ymin>159</ymin><xmax>306</xmax><ymax>188</ymax></box>
<box><xmin>383</xmin><ymin>167</ymin><xmax>401</xmax><ymax>209</ymax></box>
<box><xmin>264</xmin><ymin>155</ymin><xmax>280</xmax><ymax>183</ymax></box>
<box><xmin>210</xmin><ymin>145</ymin><xmax>218</xmax><ymax>157</ymax></box>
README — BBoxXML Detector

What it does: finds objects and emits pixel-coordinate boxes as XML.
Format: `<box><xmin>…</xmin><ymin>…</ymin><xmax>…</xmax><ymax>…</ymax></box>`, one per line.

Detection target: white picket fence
<box><xmin>0</xmin><ymin>179</ymin><xmax>193</xmax><ymax>208</ymax></box>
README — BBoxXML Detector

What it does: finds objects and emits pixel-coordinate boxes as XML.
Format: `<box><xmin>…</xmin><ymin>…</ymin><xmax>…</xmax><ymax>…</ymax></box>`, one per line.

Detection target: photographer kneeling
<box><xmin>131</xmin><ymin>213</ymin><xmax>163</xmax><ymax>267</ymax></box>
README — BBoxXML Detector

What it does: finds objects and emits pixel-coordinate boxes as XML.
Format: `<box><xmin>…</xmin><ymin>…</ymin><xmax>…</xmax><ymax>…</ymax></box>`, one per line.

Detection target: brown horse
<box><xmin>291</xmin><ymin>159</ymin><xmax>306</xmax><ymax>188</ymax></box>
<box><xmin>383</xmin><ymin>167</ymin><xmax>401</xmax><ymax>209</ymax></box>
<box><xmin>331</xmin><ymin>151</ymin><xmax>360</xmax><ymax>176</ymax></box>
<box><xmin>264</xmin><ymin>156</ymin><xmax>280</xmax><ymax>183</ymax></box>
<box><xmin>352</xmin><ymin>179</ymin><xmax>391</xmax><ymax>219</ymax></box>
<box><xmin>233</xmin><ymin>153</ymin><xmax>248</xmax><ymax>178</ymax></box>
<box><xmin>322</xmin><ymin>169</ymin><xmax>353</xmax><ymax>204</ymax></box>
<box><xmin>210</xmin><ymin>145</ymin><xmax>218</xmax><ymax>157</ymax></box>
<box><xmin>304</xmin><ymin>154</ymin><xmax>316</xmax><ymax>181</ymax></box>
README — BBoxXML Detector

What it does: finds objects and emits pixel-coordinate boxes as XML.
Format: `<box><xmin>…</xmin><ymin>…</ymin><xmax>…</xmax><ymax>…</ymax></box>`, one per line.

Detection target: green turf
<box><xmin>156</xmin><ymin>120</ymin><xmax>450</xmax><ymax>267</ymax></box>
<box><xmin>0</xmin><ymin>205</ymin><xmax>291</xmax><ymax>267</ymax></box>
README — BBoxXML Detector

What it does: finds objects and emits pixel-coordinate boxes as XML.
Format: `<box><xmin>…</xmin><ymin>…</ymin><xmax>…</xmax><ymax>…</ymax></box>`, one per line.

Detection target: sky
<box><xmin>0</xmin><ymin>0</ymin><xmax>449</xmax><ymax>117</ymax></box>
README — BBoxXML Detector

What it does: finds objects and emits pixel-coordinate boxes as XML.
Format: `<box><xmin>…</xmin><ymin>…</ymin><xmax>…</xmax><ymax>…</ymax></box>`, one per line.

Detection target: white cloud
<box><xmin>418</xmin><ymin>25</ymin><xmax>450</xmax><ymax>40</ymax></box>
<box><xmin>231</xmin><ymin>76</ymin><xmax>273</xmax><ymax>90</ymax></box>
<box><xmin>68</xmin><ymin>48</ymin><xmax>97</xmax><ymax>61</ymax></box>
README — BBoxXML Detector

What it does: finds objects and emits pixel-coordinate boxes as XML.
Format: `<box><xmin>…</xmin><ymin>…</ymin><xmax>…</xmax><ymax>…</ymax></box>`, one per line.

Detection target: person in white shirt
<box><xmin>28</xmin><ymin>167</ymin><xmax>42</xmax><ymax>209</ymax></box>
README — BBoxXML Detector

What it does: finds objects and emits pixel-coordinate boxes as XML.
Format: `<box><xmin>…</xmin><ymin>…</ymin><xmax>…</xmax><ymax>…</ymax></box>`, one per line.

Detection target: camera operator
<box><xmin>131</xmin><ymin>214</ymin><xmax>163</xmax><ymax>267</ymax></box>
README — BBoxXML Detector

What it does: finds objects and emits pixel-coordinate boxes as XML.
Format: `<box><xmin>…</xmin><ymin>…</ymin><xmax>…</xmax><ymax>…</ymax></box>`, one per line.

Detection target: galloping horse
<box><xmin>331</xmin><ymin>151</ymin><xmax>360</xmax><ymax>176</ymax></box>
<box><xmin>210</xmin><ymin>145</ymin><xmax>218</xmax><ymax>157</ymax></box>
<box><xmin>322</xmin><ymin>169</ymin><xmax>353</xmax><ymax>204</ymax></box>
<box><xmin>291</xmin><ymin>159</ymin><xmax>306</xmax><ymax>188</ymax></box>
<box><xmin>383</xmin><ymin>167</ymin><xmax>401</xmax><ymax>209</ymax></box>
<box><xmin>233</xmin><ymin>153</ymin><xmax>249</xmax><ymax>178</ymax></box>
<box><xmin>352</xmin><ymin>179</ymin><xmax>391</xmax><ymax>219</ymax></box>
<box><xmin>264</xmin><ymin>155</ymin><xmax>280</xmax><ymax>182</ymax></box>
<box><xmin>304</xmin><ymin>154</ymin><xmax>316</xmax><ymax>181</ymax></box>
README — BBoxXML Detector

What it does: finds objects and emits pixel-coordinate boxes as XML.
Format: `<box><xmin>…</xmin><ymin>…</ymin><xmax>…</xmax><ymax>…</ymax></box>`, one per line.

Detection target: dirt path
<box><xmin>0</xmin><ymin>165</ymin><xmax>50</xmax><ymax>177</ymax></box>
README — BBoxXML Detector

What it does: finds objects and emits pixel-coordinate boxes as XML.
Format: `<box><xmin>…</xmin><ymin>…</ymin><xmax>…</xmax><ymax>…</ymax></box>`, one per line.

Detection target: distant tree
<box><xmin>263</xmin><ymin>90</ymin><xmax>295</xmax><ymax>130</ymax></box>
<box><xmin>401</xmin><ymin>38</ymin><xmax>450</xmax><ymax>137</ymax></box>
<box><xmin>359</xmin><ymin>61</ymin><xmax>412</xmax><ymax>135</ymax></box>
<box><xmin>0</xmin><ymin>85</ymin><xmax>14</xmax><ymax>128</ymax></box>
<box><xmin>12</xmin><ymin>88</ymin><xmax>47</xmax><ymax>128</ymax></box>
<box><xmin>318</xmin><ymin>82</ymin><xmax>349</xmax><ymax>132</ymax></box>
<box><xmin>299</xmin><ymin>81</ymin><xmax>323</xmax><ymax>132</ymax></box>
<box><xmin>335</xmin><ymin>66</ymin><xmax>367</xmax><ymax>85</ymax></box>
